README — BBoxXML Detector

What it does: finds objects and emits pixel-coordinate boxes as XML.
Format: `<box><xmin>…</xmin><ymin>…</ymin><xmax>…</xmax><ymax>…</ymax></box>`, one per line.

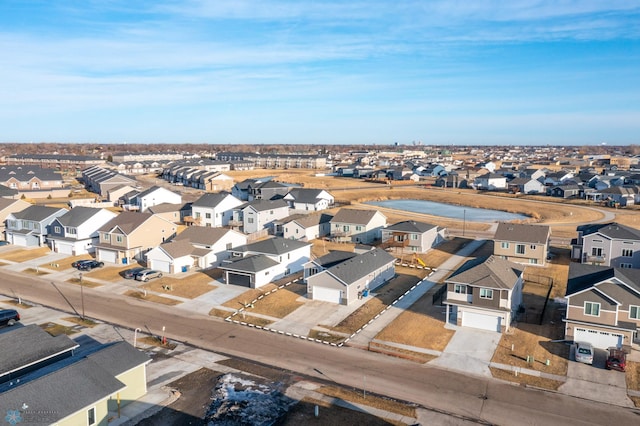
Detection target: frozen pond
<box><xmin>365</xmin><ymin>199</ymin><xmax>528</xmax><ymax>222</ymax></box>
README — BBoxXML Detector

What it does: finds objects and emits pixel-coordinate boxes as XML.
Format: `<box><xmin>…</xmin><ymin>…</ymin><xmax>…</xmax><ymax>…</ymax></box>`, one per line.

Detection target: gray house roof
<box><xmin>54</xmin><ymin>206</ymin><xmax>104</xmax><ymax>227</ymax></box>
<box><xmin>566</xmin><ymin>263</ymin><xmax>640</xmax><ymax>296</ymax></box>
<box><xmin>494</xmin><ymin>223</ymin><xmax>550</xmax><ymax>245</ymax></box>
<box><xmin>86</xmin><ymin>341</ymin><xmax>151</xmax><ymax>376</ymax></box>
<box><xmin>331</xmin><ymin>208</ymin><xmax>384</xmax><ymax>225</ymax></box>
<box><xmin>156</xmin><ymin>239</ymin><xmax>194</xmax><ymax>258</ymax></box>
<box><xmin>310</xmin><ymin>250</ymin><xmax>358</xmax><ymax>268</ymax></box>
<box><xmin>0</xmin><ymin>166</ymin><xmax>63</xmax><ymax>182</ymax></box>
<box><xmin>235</xmin><ymin>236</ymin><xmax>310</xmax><ymax>255</ymax></box>
<box><xmin>174</xmin><ymin>226</ymin><xmax>238</xmax><ymax>246</ymax></box>
<box><xmin>0</xmin><ymin>325</ymin><xmax>79</xmax><ymax>380</ymax></box>
<box><xmin>192</xmin><ymin>192</ymin><xmax>236</xmax><ymax>208</ymax></box>
<box><xmin>220</xmin><ymin>254</ymin><xmax>279</xmax><ymax>273</ymax></box>
<box><xmin>578</xmin><ymin>222</ymin><xmax>640</xmax><ymax>241</ymax></box>
<box><xmin>326</xmin><ymin>248</ymin><xmax>395</xmax><ymax>286</ymax></box>
<box><xmin>385</xmin><ymin>220</ymin><xmax>437</xmax><ymax>233</ymax></box>
<box><xmin>280</xmin><ymin>212</ymin><xmax>333</xmax><ymax>228</ymax></box>
<box><xmin>284</xmin><ymin>188</ymin><xmax>328</xmax><ymax>203</ymax></box>
<box><xmin>97</xmin><ymin>211</ymin><xmax>153</xmax><ymax>234</ymax></box>
<box><xmin>244</xmin><ymin>199</ymin><xmax>289</xmax><ymax>212</ymax></box>
<box><xmin>11</xmin><ymin>205</ymin><xmax>67</xmax><ymax>221</ymax></box>
<box><xmin>447</xmin><ymin>255</ymin><xmax>522</xmax><ymax>289</ymax></box>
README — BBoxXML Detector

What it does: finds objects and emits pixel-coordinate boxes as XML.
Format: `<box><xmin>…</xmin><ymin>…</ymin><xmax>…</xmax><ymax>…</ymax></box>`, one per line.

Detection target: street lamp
<box><xmin>133</xmin><ymin>328</ymin><xmax>141</xmax><ymax>348</ymax></box>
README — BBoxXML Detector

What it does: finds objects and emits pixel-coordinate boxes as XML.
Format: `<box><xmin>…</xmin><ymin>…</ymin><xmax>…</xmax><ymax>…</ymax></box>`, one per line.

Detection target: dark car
<box><xmin>71</xmin><ymin>259</ymin><xmax>92</xmax><ymax>268</ymax></box>
<box><xmin>605</xmin><ymin>348</ymin><xmax>627</xmax><ymax>372</ymax></box>
<box><xmin>123</xmin><ymin>267</ymin><xmax>147</xmax><ymax>280</ymax></box>
<box><xmin>77</xmin><ymin>260</ymin><xmax>104</xmax><ymax>271</ymax></box>
<box><xmin>0</xmin><ymin>309</ymin><xmax>20</xmax><ymax>326</ymax></box>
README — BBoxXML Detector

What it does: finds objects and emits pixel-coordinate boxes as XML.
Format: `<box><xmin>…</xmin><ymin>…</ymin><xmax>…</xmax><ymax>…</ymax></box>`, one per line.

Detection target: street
<box><xmin>2</xmin><ymin>271</ymin><xmax>639</xmax><ymax>425</ymax></box>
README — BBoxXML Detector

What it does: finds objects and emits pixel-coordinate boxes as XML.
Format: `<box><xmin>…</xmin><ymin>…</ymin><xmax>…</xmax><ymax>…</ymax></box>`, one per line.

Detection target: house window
<box><xmin>622</xmin><ymin>249</ymin><xmax>633</xmax><ymax>257</ymax></box>
<box><xmin>516</xmin><ymin>244</ymin><xmax>525</xmax><ymax>255</ymax></box>
<box><xmin>343</xmin><ymin>225</ymin><xmax>350</xmax><ymax>232</ymax></box>
<box><xmin>66</xmin><ymin>227</ymin><xmax>77</xmax><ymax>235</ymax></box>
<box><xmin>54</xmin><ymin>226</ymin><xmax>61</xmax><ymax>233</ymax></box>
<box><xmin>591</xmin><ymin>247</ymin><xmax>603</xmax><ymax>256</ymax></box>
<box><xmin>584</xmin><ymin>302</ymin><xmax>600</xmax><ymax>317</ymax></box>
<box><xmin>411</xmin><ymin>233</ymin><xmax>418</xmax><ymax>240</ymax></box>
<box><xmin>630</xmin><ymin>305</ymin><xmax>640</xmax><ymax>320</ymax></box>
<box><xmin>355</xmin><ymin>226</ymin><xmax>362</xmax><ymax>231</ymax></box>
<box><xmin>529</xmin><ymin>258</ymin><xmax>538</xmax><ymax>264</ymax></box>
<box><xmin>103</xmin><ymin>234</ymin><xmax>110</xmax><ymax>242</ymax></box>
<box><xmin>88</xmin><ymin>407</ymin><xmax>96</xmax><ymax>425</ymax></box>
<box><xmin>621</xmin><ymin>263</ymin><xmax>633</xmax><ymax>268</ymax></box>
<box><xmin>115</xmin><ymin>235</ymin><xmax>123</xmax><ymax>243</ymax></box>
<box><xmin>530</xmin><ymin>244</ymin><xmax>536</xmax><ymax>250</ymax></box>
<box><xmin>205</xmin><ymin>213</ymin><xmax>211</xmax><ymax>219</ymax></box>
<box><xmin>480</xmin><ymin>288</ymin><xmax>493</xmax><ymax>299</ymax></box>
<box><xmin>195</xmin><ymin>212</ymin><xmax>200</xmax><ymax>218</ymax></box>
<box><xmin>247</xmin><ymin>218</ymin><xmax>254</xmax><ymax>224</ymax></box>
<box><xmin>226</xmin><ymin>243</ymin><xmax>232</xmax><ymax>250</ymax></box>
<box><xmin>454</xmin><ymin>284</ymin><xmax>466</xmax><ymax>294</ymax></box>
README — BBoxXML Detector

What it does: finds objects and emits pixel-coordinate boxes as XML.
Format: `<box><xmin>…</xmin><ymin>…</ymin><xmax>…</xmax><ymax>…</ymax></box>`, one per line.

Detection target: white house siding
<box><xmin>243</xmin><ymin>206</ymin><xmax>290</xmax><ymax>234</ymax></box>
<box><xmin>192</xmin><ymin>195</ymin><xmax>243</xmax><ymax>227</ymax></box>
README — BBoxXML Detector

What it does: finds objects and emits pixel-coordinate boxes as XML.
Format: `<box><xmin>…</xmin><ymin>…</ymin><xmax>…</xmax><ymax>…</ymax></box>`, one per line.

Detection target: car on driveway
<box><xmin>123</xmin><ymin>267</ymin><xmax>147</xmax><ymax>279</ymax></box>
<box><xmin>575</xmin><ymin>342</ymin><xmax>594</xmax><ymax>365</ymax></box>
<box><xmin>605</xmin><ymin>348</ymin><xmax>626</xmax><ymax>372</ymax></box>
<box><xmin>71</xmin><ymin>259</ymin><xmax>91</xmax><ymax>268</ymax></box>
<box><xmin>0</xmin><ymin>309</ymin><xmax>20</xmax><ymax>326</ymax></box>
<box><xmin>77</xmin><ymin>260</ymin><xmax>104</xmax><ymax>271</ymax></box>
<box><xmin>135</xmin><ymin>269</ymin><xmax>163</xmax><ymax>282</ymax></box>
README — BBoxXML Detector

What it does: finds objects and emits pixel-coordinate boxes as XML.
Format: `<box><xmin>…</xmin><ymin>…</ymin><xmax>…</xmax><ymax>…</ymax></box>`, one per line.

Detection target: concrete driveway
<box><xmin>429</xmin><ymin>327</ymin><xmax>501</xmax><ymax>378</ymax></box>
<box><xmin>559</xmin><ymin>345</ymin><xmax>633</xmax><ymax>407</ymax></box>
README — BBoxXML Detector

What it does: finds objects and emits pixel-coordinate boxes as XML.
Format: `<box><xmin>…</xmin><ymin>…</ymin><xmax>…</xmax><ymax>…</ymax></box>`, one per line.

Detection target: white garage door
<box><xmin>574</xmin><ymin>328</ymin><xmax>623</xmax><ymax>349</ymax></box>
<box><xmin>99</xmin><ymin>250</ymin><xmax>118</xmax><ymax>264</ymax></box>
<box><xmin>56</xmin><ymin>243</ymin><xmax>74</xmax><ymax>255</ymax></box>
<box><xmin>152</xmin><ymin>260</ymin><xmax>171</xmax><ymax>273</ymax></box>
<box><xmin>462</xmin><ymin>311</ymin><xmax>501</xmax><ymax>332</ymax></box>
<box><xmin>313</xmin><ymin>286</ymin><xmax>342</xmax><ymax>304</ymax></box>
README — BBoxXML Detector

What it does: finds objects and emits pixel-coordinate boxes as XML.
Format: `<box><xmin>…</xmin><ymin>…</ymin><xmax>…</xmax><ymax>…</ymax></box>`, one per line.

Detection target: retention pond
<box><xmin>365</xmin><ymin>199</ymin><xmax>528</xmax><ymax>222</ymax></box>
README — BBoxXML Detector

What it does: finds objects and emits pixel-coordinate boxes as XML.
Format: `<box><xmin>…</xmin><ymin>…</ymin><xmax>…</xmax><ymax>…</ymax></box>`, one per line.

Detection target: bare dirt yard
<box><xmin>0</xmin><ymin>247</ymin><xmax>50</xmax><ymax>262</ymax></box>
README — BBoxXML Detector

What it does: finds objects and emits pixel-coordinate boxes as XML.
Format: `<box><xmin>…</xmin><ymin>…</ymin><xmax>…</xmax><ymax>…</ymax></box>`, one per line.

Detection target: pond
<box><xmin>365</xmin><ymin>199</ymin><xmax>528</xmax><ymax>222</ymax></box>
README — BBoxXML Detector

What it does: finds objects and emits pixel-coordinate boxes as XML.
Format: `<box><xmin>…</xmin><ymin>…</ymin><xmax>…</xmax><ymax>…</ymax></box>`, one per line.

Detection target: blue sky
<box><xmin>1</xmin><ymin>1</ymin><xmax>639</xmax><ymax>145</ymax></box>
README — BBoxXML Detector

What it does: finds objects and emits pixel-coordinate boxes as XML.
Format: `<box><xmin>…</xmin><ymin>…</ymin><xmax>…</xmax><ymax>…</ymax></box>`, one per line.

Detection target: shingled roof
<box><xmin>447</xmin><ymin>256</ymin><xmax>522</xmax><ymax>289</ymax></box>
<box><xmin>385</xmin><ymin>220</ymin><xmax>437</xmax><ymax>233</ymax></box>
<box><xmin>331</xmin><ymin>208</ymin><xmax>385</xmax><ymax>225</ymax></box>
<box><xmin>494</xmin><ymin>222</ymin><xmax>550</xmax><ymax>244</ymax></box>
<box><xmin>325</xmin><ymin>248</ymin><xmax>395</xmax><ymax>286</ymax></box>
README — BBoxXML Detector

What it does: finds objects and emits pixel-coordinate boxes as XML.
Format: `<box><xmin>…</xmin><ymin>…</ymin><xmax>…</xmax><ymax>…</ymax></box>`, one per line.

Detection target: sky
<box><xmin>1</xmin><ymin>1</ymin><xmax>639</xmax><ymax>145</ymax></box>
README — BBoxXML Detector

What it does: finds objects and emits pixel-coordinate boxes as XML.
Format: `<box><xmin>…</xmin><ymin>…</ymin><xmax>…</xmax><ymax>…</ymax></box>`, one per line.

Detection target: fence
<box><xmin>432</xmin><ymin>284</ymin><xmax>447</xmax><ymax>305</ymax></box>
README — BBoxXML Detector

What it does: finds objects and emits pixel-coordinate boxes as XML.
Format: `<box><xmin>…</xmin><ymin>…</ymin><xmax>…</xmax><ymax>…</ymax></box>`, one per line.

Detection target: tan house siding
<box><xmin>471</xmin><ymin>287</ymin><xmax>501</xmax><ymax>309</ymax></box>
<box><xmin>566</xmin><ymin>304</ymin><xmax>618</xmax><ymax>325</ymax></box>
<box><xmin>58</xmin><ymin>400</ymin><xmax>110</xmax><ymax>426</ymax></box>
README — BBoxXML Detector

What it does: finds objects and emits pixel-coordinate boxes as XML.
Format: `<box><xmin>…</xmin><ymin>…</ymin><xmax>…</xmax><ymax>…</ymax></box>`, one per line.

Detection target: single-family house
<box><xmin>330</xmin><ymin>208</ymin><xmax>387</xmax><ymax>244</ymax></box>
<box><xmin>233</xmin><ymin>199</ymin><xmax>290</xmax><ymax>234</ymax></box>
<box><xmin>381</xmin><ymin>220</ymin><xmax>445</xmax><ymax>254</ymax></box>
<box><xmin>572</xmin><ymin>222</ymin><xmax>640</xmax><ymax>268</ymax></box>
<box><xmin>191</xmin><ymin>192</ymin><xmax>244</xmax><ymax>227</ymax></box>
<box><xmin>277</xmin><ymin>213</ymin><xmax>333</xmax><ymax>241</ymax></box>
<box><xmin>145</xmin><ymin>226</ymin><xmax>247</xmax><ymax>272</ymax></box>
<box><xmin>146</xmin><ymin>202</ymin><xmax>189</xmax><ymax>224</ymax></box>
<box><xmin>564</xmin><ymin>263</ymin><xmax>640</xmax><ymax>349</ymax></box>
<box><xmin>47</xmin><ymin>207</ymin><xmax>118</xmax><ymax>255</ymax></box>
<box><xmin>547</xmin><ymin>184</ymin><xmax>581</xmax><ymax>198</ymax></box>
<box><xmin>5</xmin><ymin>205</ymin><xmax>68</xmax><ymax>247</ymax></box>
<box><xmin>473</xmin><ymin>174</ymin><xmax>507</xmax><ymax>190</ymax></box>
<box><xmin>0</xmin><ymin>198</ymin><xmax>31</xmax><ymax>237</ymax></box>
<box><xmin>95</xmin><ymin>212</ymin><xmax>177</xmax><ymax>264</ymax></box>
<box><xmin>305</xmin><ymin>248</ymin><xmax>396</xmax><ymax>304</ymax></box>
<box><xmin>507</xmin><ymin>177</ymin><xmax>546</xmax><ymax>194</ymax></box>
<box><xmin>283</xmin><ymin>188</ymin><xmax>334</xmax><ymax>211</ymax></box>
<box><xmin>220</xmin><ymin>237</ymin><xmax>311</xmax><ymax>288</ymax></box>
<box><xmin>493</xmin><ymin>222</ymin><xmax>551</xmax><ymax>266</ymax></box>
<box><xmin>444</xmin><ymin>256</ymin><xmax>524</xmax><ymax>333</ymax></box>
<box><xmin>130</xmin><ymin>186</ymin><xmax>182</xmax><ymax>212</ymax></box>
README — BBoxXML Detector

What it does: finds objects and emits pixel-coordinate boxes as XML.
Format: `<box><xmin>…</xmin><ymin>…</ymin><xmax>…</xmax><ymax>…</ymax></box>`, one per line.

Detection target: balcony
<box><xmin>584</xmin><ymin>253</ymin><xmax>606</xmax><ymax>263</ymax></box>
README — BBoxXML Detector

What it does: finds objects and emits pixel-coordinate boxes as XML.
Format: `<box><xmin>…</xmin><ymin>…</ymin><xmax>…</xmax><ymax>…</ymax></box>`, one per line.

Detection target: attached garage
<box><xmin>99</xmin><ymin>250</ymin><xmax>118</xmax><ymax>264</ymax></box>
<box><xmin>312</xmin><ymin>286</ymin><xmax>342</xmax><ymax>304</ymax></box>
<box><xmin>55</xmin><ymin>242</ymin><xmax>74</xmax><ymax>255</ymax></box>
<box><xmin>227</xmin><ymin>272</ymin><xmax>252</xmax><ymax>287</ymax></box>
<box><xmin>151</xmin><ymin>259</ymin><xmax>171</xmax><ymax>273</ymax></box>
<box><xmin>461</xmin><ymin>311</ymin><xmax>501</xmax><ymax>332</ymax></box>
<box><xmin>574</xmin><ymin>328</ymin><xmax>623</xmax><ymax>349</ymax></box>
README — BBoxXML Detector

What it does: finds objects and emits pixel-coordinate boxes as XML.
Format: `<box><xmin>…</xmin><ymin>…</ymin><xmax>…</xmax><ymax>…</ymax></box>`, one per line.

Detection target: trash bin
<box><xmin>181</xmin><ymin>265</ymin><xmax>188</xmax><ymax>273</ymax></box>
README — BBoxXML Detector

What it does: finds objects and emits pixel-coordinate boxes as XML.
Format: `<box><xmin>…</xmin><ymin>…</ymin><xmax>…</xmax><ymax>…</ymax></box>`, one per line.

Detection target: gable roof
<box><xmin>566</xmin><ymin>263</ymin><xmax>640</xmax><ymax>297</ymax></box>
<box><xmin>578</xmin><ymin>222</ymin><xmax>640</xmax><ymax>241</ymax></box>
<box><xmin>284</xmin><ymin>188</ymin><xmax>330</xmax><ymax>203</ymax></box>
<box><xmin>331</xmin><ymin>208</ymin><xmax>385</xmax><ymax>225</ymax></box>
<box><xmin>0</xmin><ymin>166</ymin><xmax>62</xmax><ymax>182</ymax></box>
<box><xmin>235</xmin><ymin>236</ymin><xmax>310</xmax><ymax>255</ymax></box>
<box><xmin>155</xmin><ymin>239</ymin><xmax>195</xmax><ymax>258</ymax></box>
<box><xmin>86</xmin><ymin>341</ymin><xmax>151</xmax><ymax>376</ymax></box>
<box><xmin>244</xmin><ymin>199</ymin><xmax>289</xmax><ymax>212</ymax></box>
<box><xmin>219</xmin><ymin>254</ymin><xmax>279</xmax><ymax>273</ymax></box>
<box><xmin>11</xmin><ymin>205</ymin><xmax>67</xmax><ymax>221</ymax></box>
<box><xmin>97</xmin><ymin>211</ymin><xmax>154</xmax><ymax>234</ymax></box>
<box><xmin>54</xmin><ymin>206</ymin><xmax>106</xmax><ymax>226</ymax></box>
<box><xmin>173</xmin><ymin>226</ymin><xmax>239</xmax><ymax>246</ymax></box>
<box><xmin>385</xmin><ymin>220</ymin><xmax>438</xmax><ymax>233</ymax></box>
<box><xmin>147</xmin><ymin>202</ymin><xmax>184</xmax><ymax>214</ymax></box>
<box><xmin>282</xmin><ymin>212</ymin><xmax>333</xmax><ymax>228</ymax></box>
<box><xmin>311</xmin><ymin>250</ymin><xmax>358</xmax><ymax>268</ymax></box>
<box><xmin>447</xmin><ymin>255</ymin><xmax>522</xmax><ymax>289</ymax></box>
<box><xmin>494</xmin><ymin>222</ymin><xmax>550</xmax><ymax>244</ymax></box>
<box><xmin>192</xmin><ymin>192</ymin><xmax>237</xmax><ymax>208</ymax></box>
<box><xmin>325</xmin><ymin>248</ymin><xmax>395</xmax><ymax>285</ymax></box>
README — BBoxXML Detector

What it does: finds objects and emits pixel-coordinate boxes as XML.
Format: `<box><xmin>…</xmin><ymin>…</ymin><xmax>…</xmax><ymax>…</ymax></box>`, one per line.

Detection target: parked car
<box><xmin>0</xmin><ymin>309</ymin><xmax>20</xmax><ymax>326</ymax></box>
<box><xmin>123</xmin><ymin>267</ymin><xmax>147</xmax><ymax>279</ymax></box>
<box><xmin>0</xmin><ymin>240</ymin><xmax>10</xmax><ymax>246</ymax></box>
<box><xmin>605</xmin><ymin>348</ymin><xmax>626</xmax><ymax>372</ymax></box>
<box><xmin>71</xmin><ymin>259</ymin><xmax>92</xmax><ymax>268</ymax></box>
<box><xmin>575</xmin><ymin>342</ymin><xmax>594</xmax><ymax>365</ymax></box>
<box><xmin>135</xmin><ymin>269</ymin><xmax>163</xmax><ymax>282</ymax></box>
<box><xmin>77</xmin><ymin>260</ymin><xmax>104</xmax><ymax>271</ymax></box>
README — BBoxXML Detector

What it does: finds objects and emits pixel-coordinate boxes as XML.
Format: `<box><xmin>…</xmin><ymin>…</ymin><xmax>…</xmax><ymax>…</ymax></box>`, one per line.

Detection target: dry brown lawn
<box><xmin>222</xmin><ymin>282</ymin><xmax>306</xmax><ymax>318</ymax></box>
<box><xmin>63</xmin><ymin>316</ymin><xmax>98</xmax><ymax>327</ymax></box>
<box><xmin>375</xmin><ymin>288</ymin><xmax>454</xmax><ymax>352</ymax></box>
<box><xmin>310</xmin><ymin>239</ymin><xmax>355</xmax><ymax>258</ymax></box>
<box><xmin>40</xmin><ymin>254</ymin><xmax>92</xmax><ymax>270</ymax></box>
<box><xmin>83</xmin><ymin>265</ymin><xmax>131</xmax><ymax>281</ymax></box>
<box><xmin>124</xmin><ymin>289</ymin><xmax>181</xmax><ymax>305</ymax></box>
<box><xmin>369</xmin><ymin>341</ymin><xmax>437</xmax><ymax>363</ymax></box>
<box><xmin>40</xmin><ymin>322</ymin><xmax>78</xmax><ymax>337</ymax></box>
<box><xmin>316</xmin><ymin>386</ymin><xmax>417</xmax><ymax>419</ymax></box>
<box><xmin>66</xmin><ymin>277</ymin><xmax>102</xmax><ymax>288</ymax></box>
<box><xmin>2</xmin><ymin>300</ymin><xmax>33</xmax><ymax>309</ymax></box>
<box><xmin>210</xmin><ymin>307</ymin><xmax>274</xmax><ymax>327</ymax></box>
<box><xmin>524</xmin><ymin>248</ymin><xmax>570</xmax><ymax>299</ymax></box>
<box><xmin>308</xmin><ymin>329</ymin><xmax>347</xmax><ymax>344</ymax></box>
<box><xmin>626</xmin><ymin>361</ymin><xmax>640</xmax><ymax>391</ymax></box>
<box><xmin>328</xmin><ymin>272</ymin><xmax>423</xmax><ymax>335</ymax></box>
<box><xmin>490</xmin><ymin>367</ymin><xmax>564</xmax><ymax>391</ymax></box>
<box><xmin>140</xmin><ymin>273</ymin><xmax>216</xmax><ymax>299</ymax></box>
<box><xmin>21</xmin><ymin>267</ymin><xmax>50</xmax><ymax>276</ymax></box>
<box><xmin>420</xmin><ymin>237</ymin><xmax>472</xmax><ymax>269</ymax></box>
<box><xmin>0</xmin><ymin>247</ymin><xmax>51</xmax><ymax>262</ymax></box>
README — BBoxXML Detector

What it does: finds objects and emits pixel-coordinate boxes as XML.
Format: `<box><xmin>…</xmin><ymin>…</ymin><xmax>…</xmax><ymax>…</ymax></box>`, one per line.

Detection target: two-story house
<box><xmin>191</xmin><ymin>192</ymin><xmax>243</xmax><ymax>227</ymax></box>
<box><xmin>283</xmin><ymin>188</ymin><xmax>334</xmax><ymax>211</ymax></box>
<box><xmin>219</xmin><ymin>237</ymin><xmax>311</xmax><ymax>288</ymax></box>
<box><xmin>330</xmin><ymin>208</ymin><xmax>387</xmax><ymax>244</ymax></box>
<box><xmin>233</xmin><ymin>199</ymin><xmax>290</xmax><ymax>234</ymax></box>
<box><xmin>564</xmin><ymin>263</ymin><xmax>640</xmax><ymax>349</ymax></box>
<box><xmin>305</xmin><ymin>248</ymin><xmax>395</xmax><ymax>304</ymax></box>
<box><xmin>381</xmin><ymin>220</ymin><xmax>445</xmax><ymax>254</ymax></box>
<box><xmin>473</xmin><ymin>174</ymin><xmax>507</xmax><ymax>190</ymax></box>
<box><xmin>145</xmin><ymin>226</ymin><xmax>247</xmax><ymax>272</ymax></box>
<box><xmin>572</xmin><ymin>222</ymin><xmax>640</xmax><ymax>268</ymax></box>
<box><xmin>493</xmin><ymin>222</ymin><xmax>551</xmax><ymax>266</ymax></box>
<box><xmin>47</xmin><ymin>207</ymin><xmax>118</xmax><ymax>255</ymax></box>
<box><xmin>278</xmin><ymin>213</ymin><xmax>333</xmax><ymax>241</ymax></box>
<box><xmin>5</xmin><ymin>205</ymin><xmax>68</xmax><ymax>247</ymax></box>
<box><xmin>129</xmin><ymin>186</ymin><xmax>182</xmax><ymax>212</ymax></box>
<box><xmin>0</xmin><ymin>198</ymin><xmax>31</xmax><ymax>238</ymax></box>
<box><xmin>444</xmin><ymin>256</ymin><xmax>524</xmax><ymax>333</ymax></box>
<box><xmin>95</xmin><ymin>212</ymin><xmax>177</xmax><ymax>264</ymax></box>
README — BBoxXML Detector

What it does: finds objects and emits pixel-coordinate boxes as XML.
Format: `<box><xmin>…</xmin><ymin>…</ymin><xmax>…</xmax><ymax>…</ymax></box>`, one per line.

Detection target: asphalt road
<box><xmin>3</xmin><ymin>272</ymin><xmax>639</xmax><ymax>425</ymax></box>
